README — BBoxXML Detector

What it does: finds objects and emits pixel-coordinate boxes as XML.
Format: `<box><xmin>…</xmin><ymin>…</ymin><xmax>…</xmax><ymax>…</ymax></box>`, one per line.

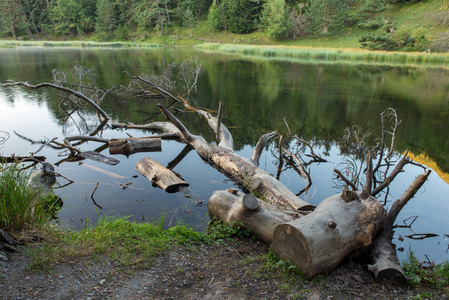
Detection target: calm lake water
<box><xmin>1</xmin><ymin>46</ymin><xmax>448</xmax><ymax>264</ymax></box>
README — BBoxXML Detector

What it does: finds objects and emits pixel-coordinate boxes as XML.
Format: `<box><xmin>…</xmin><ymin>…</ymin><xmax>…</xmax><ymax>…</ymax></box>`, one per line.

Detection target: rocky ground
<box><xmin>1</xmin><ymin>237</ymin><xmax>447</xmax><ymax>300</ymax></box>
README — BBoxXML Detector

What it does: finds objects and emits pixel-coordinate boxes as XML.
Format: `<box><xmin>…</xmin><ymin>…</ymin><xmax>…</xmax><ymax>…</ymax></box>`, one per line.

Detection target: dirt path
<box><xmin>0</xmin><ymin>239</ymin><xmax>445</xmax><ymax>299</ymax></box>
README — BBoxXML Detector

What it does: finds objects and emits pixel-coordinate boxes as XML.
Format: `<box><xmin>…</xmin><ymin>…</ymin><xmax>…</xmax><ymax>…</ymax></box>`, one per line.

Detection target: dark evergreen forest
<box><xmin>2</xmin><ymin>0</ymin><xmax>445</xmax><ymax>51</ymax></box>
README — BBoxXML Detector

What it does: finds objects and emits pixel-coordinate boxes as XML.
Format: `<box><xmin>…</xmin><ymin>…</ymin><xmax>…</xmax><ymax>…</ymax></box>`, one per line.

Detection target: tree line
<box><xmin>0</xmin><ymin>0</ymin><xmax>435</xmax><ymax>51</ymax></box>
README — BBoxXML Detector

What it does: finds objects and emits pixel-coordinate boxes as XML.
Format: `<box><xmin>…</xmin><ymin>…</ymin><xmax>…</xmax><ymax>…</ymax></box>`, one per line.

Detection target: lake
<box><xmin>0</xmin><ymin>46</ymin><xmax>448</xmax><ymax>264</ymax></box>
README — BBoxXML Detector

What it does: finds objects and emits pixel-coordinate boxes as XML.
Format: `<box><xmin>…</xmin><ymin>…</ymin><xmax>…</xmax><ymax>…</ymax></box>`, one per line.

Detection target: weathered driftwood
<box><xmin>136</xmin><ymin>157</ymin><xmax>189</xmax><ymax>193</ymax></box>
<box><xmin>157</xmin><ymin>105</ymin><xmax>314</xmax><ymax>212</ymax></box>
<box><xmin>109</xmin><ymin>137</ymin><xmax>162</xmax><ymax>156</ymax></box>
<box><xmin>368</xmin><ymin>170</ymin><xmax>431</xmax><ymax>286</ymax></box>
<box><xmin>208</xmin><ymin>189</ymin><xmax>300</xmax><ymax>243</ymax></box>
<box><xmin>78</xmin><ymin>151</ymin><xmax>120</xmax><ymax>165</ymax></box>
<box><xmin>271</xmin><ymin>192</ymin><xmax>386</xmax><ymax>277</ymax></box>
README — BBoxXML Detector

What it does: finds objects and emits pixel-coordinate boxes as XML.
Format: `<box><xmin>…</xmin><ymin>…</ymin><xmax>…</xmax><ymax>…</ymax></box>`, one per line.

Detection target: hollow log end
<box><xmin>165</xmin><ymin>183</ymin><xmax>189</xmax><ymax>193</ymax></box>
<box><xmin>376</xmin><ymin>268</ymin><xmax>408</xmax><ymax>286</ymax></box>
<box><xmin>242</xmin><ymin>194</ymin><xmax>259</xmax><ymax>211</ymax></box>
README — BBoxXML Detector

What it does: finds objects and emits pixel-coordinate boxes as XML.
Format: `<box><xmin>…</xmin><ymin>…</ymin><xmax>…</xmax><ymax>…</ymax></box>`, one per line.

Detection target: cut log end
<box><xmin>242</xmin><ymin>194</ymin><xmax>259</xmax><ymax>211</ymax></box>
<box><xmin>368</xmin><ymin>263</ymin><xmax>408</xmax><ymax>286</ymax></box>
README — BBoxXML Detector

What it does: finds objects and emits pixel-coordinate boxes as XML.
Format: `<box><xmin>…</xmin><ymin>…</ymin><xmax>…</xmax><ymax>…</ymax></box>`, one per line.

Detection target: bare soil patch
<box><xmin>0</xmin><ymin>238</ymin><xmax>446</xmax><ymax>299</ymax></box>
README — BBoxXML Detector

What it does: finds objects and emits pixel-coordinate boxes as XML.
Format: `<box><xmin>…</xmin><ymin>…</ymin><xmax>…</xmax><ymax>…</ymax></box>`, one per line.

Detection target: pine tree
<box><xmin>260</xmin><ymin>0</ymin><xmax>292</xmax><ymax>40</ymax></box>
<box><xmin>225</xmin><ymin>0</ymin><xmax>263</xmax><ymax>34</ymax></box>
<box><xmin>307</xmin><ymin>0</ymin><xmax>348</xmax><ymax>35</ymax></box>
<box><xmin>208</xmin><ymin>1</ymin><xmax>226</xmax><ymax>31</ymax></box>
<box><xmin>96</xmin><ymin>0</ymin><xmax>117</xmax><ymax>40</ymax></box>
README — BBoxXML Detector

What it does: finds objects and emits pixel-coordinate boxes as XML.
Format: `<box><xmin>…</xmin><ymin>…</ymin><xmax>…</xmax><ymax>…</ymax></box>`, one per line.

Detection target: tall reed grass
<box><xmin>0</xmin><ymin>40</ymin><xmax>162</xmax><ymax>49</ymax></box>
<box><xmin>196</xmin><ymin>43</ymin><xmax>449</xmax><ymax>66</ymax></box>
<box><xmin>0</xmin><ymin>162</ymin><xmax>59</xmax><ymax>231</ymax></box>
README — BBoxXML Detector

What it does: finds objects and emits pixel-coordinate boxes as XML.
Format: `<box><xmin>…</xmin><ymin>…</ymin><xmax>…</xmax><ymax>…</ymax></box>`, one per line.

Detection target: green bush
<box><xmin>359</xmin><ymin>33</ymin><xmax>399</xmax><ymax>50</ymax></box>
<box><xmin>208</xmin><ymin>2</ymin><xmax>226</xmax><ymax>31</ymax></box>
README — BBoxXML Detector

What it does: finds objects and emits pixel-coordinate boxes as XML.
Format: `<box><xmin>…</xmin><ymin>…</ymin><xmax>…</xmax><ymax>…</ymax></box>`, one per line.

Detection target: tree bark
<box><xmin>136</xmin><ymin>157</ymin><xmax>189</xmax><ymax>193</ymax></box>
<box><xmin>368</xmin><ymin>170</ymin><xmax>431</xmax><ymax>285</ymax></box>
<box><xmin>109</xmin><ymin>137</ymin><xmax>162</xmax><ymax>156</ymax></box>
<box><xmin>208</xmin><ymin>190</ymin><xmax>300</xmax><ymax>243</ymax></box>
<box><xmin>272</xmin><ymin>193</ymin><xmax>386</xmax><ymax>277</ymax></box>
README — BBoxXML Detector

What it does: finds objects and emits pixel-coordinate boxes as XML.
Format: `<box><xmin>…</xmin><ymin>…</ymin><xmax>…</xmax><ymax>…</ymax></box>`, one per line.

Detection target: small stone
<box><xmin>99</xmin><ymin>279</ymin><xmax>106</xmax><ymax>286</ymax></box>
<box><xmin>58</xmin><ymin>275</ymin><xmax>64</xmax><ymax>279</ymax></box>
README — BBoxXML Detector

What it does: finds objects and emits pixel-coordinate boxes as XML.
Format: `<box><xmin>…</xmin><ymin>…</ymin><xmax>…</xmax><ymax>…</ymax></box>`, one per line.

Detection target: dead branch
<box><xmin>368</xmin><ymin>170</ymin><xmax>431</xmax><ymax>285</ymax></box>
<box><xmin>283</xmin><ymin>148</ymin><xmax>313</xmax><ymax>196</ymax></box>
<box><xmin>384</xmin><ymin>170</ymin><xmax>431</xmax><ymax>235</ymax></box>
<box><xmin>371</xmin><ymin>152</ymin><xmax>411</xmax><ymax>197</ymax></box>
<box><xmin>3</xmin><ymin>82</ymin><xmax>110</xmax><ymax>120</ymax></box>
<box><xmin>216</xmin><ymin>101</ymin><xmax>223</xmax><ymax>143</ymax></box>
<box><xmin>276</xmin><ymin>135</ymin><xmax>284</xmax><ymax>180</ymax></box>
<box><xmin>197</xmin><ymin>109</ymin><xmax>234</xmax><ymax>150</ymax></box>
<box><xmin>166</xmin><ymin>145</ymin><xmax>193</xmax><ymax>170</ymax></box>
<box><xmin>90</xmin><ymin>182</ymin><xmax>102</xmax><ymax>209</ymax></box>
<box><xmin>405</xmin><ymin>233</ymin><xmax>438</xmax><ymax>240</ymax></box>
<box><xmin>334</xmin><ymin>169</ymin><xmax>358</xmax><ymax>191</ymax></box>
<box><xmin>0</xmin><ymin>130</ymin><xmax>10</xmax><ymax>146</ymax></box>
<box><xmin>252</xmin><ymin>132</ymin><xmax>278</xmax><ymax>166</ymax></box>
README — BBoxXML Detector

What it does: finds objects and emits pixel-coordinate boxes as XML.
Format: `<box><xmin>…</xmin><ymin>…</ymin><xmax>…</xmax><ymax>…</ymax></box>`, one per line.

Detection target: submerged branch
<box><xmin>4</xmin><ymin>81</ymin><xmax>110</xmax><ymax>120</ymax></box>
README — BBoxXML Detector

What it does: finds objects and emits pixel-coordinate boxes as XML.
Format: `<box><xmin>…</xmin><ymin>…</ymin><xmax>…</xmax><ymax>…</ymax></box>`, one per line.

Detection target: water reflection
<box><xmin>0</xmin><ymin>47</ymin><xmax>448</xmax><ymax>264</ymax></box>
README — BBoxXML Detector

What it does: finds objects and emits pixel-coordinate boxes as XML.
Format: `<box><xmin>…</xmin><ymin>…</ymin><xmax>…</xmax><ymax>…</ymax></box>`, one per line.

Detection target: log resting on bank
<box><xmin>368</xmin><ymin>170</ymin><xmax>431</xmax><ymax>286</ymax></box>
<box><xmin>208</xmin><ymin>189</ymin><xmax>301</xmax><ymax>243</ymax></box>
<box><xmin>271</xmin><ymin>193</ymin><xmax>386</xmax><ymax>277</ymax></box>
<box><xmin>156</xmin><ymin>105</ymin><xmax>314</xmax><ymax>211</ymax></box>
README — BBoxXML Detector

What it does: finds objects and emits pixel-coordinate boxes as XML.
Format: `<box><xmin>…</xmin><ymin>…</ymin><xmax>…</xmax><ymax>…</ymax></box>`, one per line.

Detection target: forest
<box><xmin>1</xmin><ymin>0</ymin><xmax>448</xmax><ymax>52</ymax></box>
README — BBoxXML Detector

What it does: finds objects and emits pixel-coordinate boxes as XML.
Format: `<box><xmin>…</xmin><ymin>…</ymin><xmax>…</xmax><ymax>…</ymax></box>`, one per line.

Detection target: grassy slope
<box><xmin>144</xmin><ymin>0</ymin><xmax>448</xmax><ymax>50</ymax></box>
<box><xmin>1</xmin><ymin>0</ymin><xmax>447</xmax><ymax>53</ymax></box>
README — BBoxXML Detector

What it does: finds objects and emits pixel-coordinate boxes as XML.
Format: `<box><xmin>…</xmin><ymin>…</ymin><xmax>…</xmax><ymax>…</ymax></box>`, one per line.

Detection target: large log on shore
<box><xmin>136</xmin><ymin>157</ymin><xmax>189</xmax><ymax>193</ymax></box>
<box><xmin>208</xmin><ymin>189</ymin><xmax>300</xmax><ymax>243</ymax></box>
<box><xmin>271</xmin><ymin>193</ymin><xmax>387</xmax><ymax>277</ymax></box>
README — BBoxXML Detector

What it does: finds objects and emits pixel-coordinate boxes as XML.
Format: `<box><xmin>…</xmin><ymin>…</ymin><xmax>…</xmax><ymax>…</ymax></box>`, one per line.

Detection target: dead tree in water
<box><xmin>3</xmin><ymin>63</ymin><xmax>431</xmax><ymax>283</ymax></box>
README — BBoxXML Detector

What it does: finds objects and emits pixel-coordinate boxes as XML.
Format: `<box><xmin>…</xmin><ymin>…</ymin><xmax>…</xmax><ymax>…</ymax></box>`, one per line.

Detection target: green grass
<box><xmin>25</xmin><ymin>217</ymin><xmax>253</xmax><ymax>271</ymax></box>
<box><xmin>0</xmin><ymin>40</ymin><xmax>162</xmax><ymax>48</ymax></box>
<box><xmin>403</xmin><ymin>250</ymin><xmax>449</xmax><ymax>289</ymax></box>
<box><xmin>0</xmin><ymin>162</ymin><xmax>60</xmax><ymax>232</ymax></box>
<box><xmin>26</xmin><ymin>214</ymin><xmax>210</xmax><ymax>270</ymax></box>
<box><xmin>195</xmin><ymin>43</ymin><xmax>449</xmax><ymax>66</ymax></box>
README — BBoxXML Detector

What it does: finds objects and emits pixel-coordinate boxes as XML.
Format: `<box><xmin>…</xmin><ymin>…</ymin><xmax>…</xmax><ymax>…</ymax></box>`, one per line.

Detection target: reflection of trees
<box><xmin>1</xmin><ymin>48</ymin><xmax>449</xmax><ymax>172</ymax></box>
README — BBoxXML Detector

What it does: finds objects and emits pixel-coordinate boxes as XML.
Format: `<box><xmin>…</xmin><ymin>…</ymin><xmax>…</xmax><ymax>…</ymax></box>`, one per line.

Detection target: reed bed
<box><xmin>196</xmin><ymin>43</ymin><xmax>449</xmax><ymax>66</ymax></box>
<box><xmin>0</xmin><ymin>40</ymin><xmax>161</xmax><ymax>49</ymax></box>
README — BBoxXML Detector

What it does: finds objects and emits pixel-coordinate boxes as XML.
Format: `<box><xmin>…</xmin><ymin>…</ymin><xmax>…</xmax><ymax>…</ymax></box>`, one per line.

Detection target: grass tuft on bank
<box><xmin>0</xmin><ymin>162</ymin><xmax>59</xmax><ymax>233</ymax></box>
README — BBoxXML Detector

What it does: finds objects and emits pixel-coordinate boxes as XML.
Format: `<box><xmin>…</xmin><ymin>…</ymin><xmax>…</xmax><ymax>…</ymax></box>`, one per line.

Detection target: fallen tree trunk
<box><xmin>271</xmin><ymin>192</ymin><xmax>386</xmax><ymax>277</ymax></box>
<box><xmin>157</xmin><ymin>105</ymin><xmax>314</xmax><ymax>212</ymax></box>
<box><xmin>109</xmin><ymin>137</ymin><xmax>162</xmax><ymax>156</ymax></box>
<box><xmin>136</xmin><ymin>157</ymin><xmax>189</xmax><ymax>193</ymax></box>
<box><xmin>208</xmin><ymin>189</ymin><xmax>300</xmax><ymax>243</ymax></box>
<box><xmin>368</xmin><ymin>170</ymin><xmax>431</xmax><ymax>286</ymax></box>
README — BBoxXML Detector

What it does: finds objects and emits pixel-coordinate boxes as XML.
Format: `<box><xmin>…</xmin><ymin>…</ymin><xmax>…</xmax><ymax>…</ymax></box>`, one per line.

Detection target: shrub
<box><xmin>431</xmin><ymin>32</ymin><xmax>449</xmax><ymax>53</ymax></box>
